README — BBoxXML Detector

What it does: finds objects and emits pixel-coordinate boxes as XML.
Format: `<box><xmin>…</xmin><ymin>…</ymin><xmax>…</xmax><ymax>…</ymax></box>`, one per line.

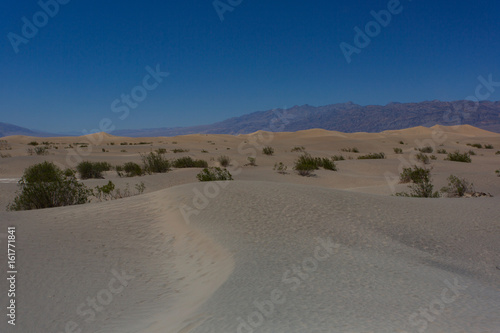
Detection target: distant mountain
<box><xmin>0</xmin><ymin>122</ymin><xmax>56</xmax><ymax>138</ymax></box>
<box><xmin>111</xmin><ymin>100</ymin><xmax>500</xmax><ymax>137</ymax></box>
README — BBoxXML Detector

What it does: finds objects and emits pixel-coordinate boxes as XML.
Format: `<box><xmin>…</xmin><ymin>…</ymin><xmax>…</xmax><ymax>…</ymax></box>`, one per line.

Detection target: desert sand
<box><xmin>0</xmin><ymin>125</ymin><xmax>499</xmax><ymax>332</ymax></box>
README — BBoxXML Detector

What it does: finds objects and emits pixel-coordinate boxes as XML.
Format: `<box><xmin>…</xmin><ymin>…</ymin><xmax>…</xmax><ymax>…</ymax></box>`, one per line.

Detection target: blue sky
<box><xmin>1</xmin><ymin>0</ymin><xmax>499</xmax><ymax>133</ymax></box>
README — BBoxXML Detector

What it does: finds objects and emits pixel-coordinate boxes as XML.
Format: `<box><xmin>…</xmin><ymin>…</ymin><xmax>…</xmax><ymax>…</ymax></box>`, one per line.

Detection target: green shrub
<box><xmin>172</xmin><ymin>148</ymin><xmax>189</xmax><ymax>153</ymax></box>
<box><xmin>28</xmin><ymin>141</ymin><xmax>39</xmax><ymax>146</ymax></box>
<box><xmin>341</xmin><ymin>147</ymin><xmax>359</xmax><ymax>153</ymax></box>
<box><xmin>173</xmin><ymin>156</ymin><xmax>208</xmax><ymax>168</ymax></box>
<box><xmin>77</xmin><ymin>161</ymin><xmax>111</xmax><ymax>179</ymax></box>
<box><xmin>118</xmin><ymin>162</ymin><xmax>143</xmax><ymax>177</ymax></box>
<box><xmin>430</xmin><ymin>155</ymin><xmax>437</xmax><ymax>160</ymax></box>
<box><xmin>496</xmin><ymin>170</ymin><xmax>500</xmax><ymax>177</ymax></box>
<box><xmin>399</xmin><ymin>141</ymin><xmax>405</xmax><ymax>145</ymax></box>
<box><xmin>218</xmin><ymin>155</ymin><xmax>230</xmax><ymax>167</ymax></box>
<box><xmin>141</xmin><ymin>152</ymin><xmax>171</xmax><ymax>174</ymax></box>
<box><xmin>357</xmin><ymin>152</ymin><xmax>385</xmax><ymax>160</ymax></box>
<box><xmin>156</xmin><ymin>148</ymin><xmax>167</xmax><ymax>154</ymax></box>
<box><xmin>445</xmin><ymin>151</ymin><xmax>471</xmax><ymax>163</ymax></box>
<box><xmin>416</xmin><ymin>152</ymin><xmax>430</xmax><ymax>164</ymax></box>
<box><xmin>440</xmin><ymin>175</ymin><xmax>474</xmax><ymax>197</ymax></box>
<box><xmin>437</xmin><ymin>149</ymin><xmax>447</xmax><ymax>154</ymax></box>
<box><xmin>262</xmin><ymin>146</ymin><xmax>274</xmax><ymax>155</ymax></box>
<box><xmin>495</xmin><ymin>151</ymin><xmax>500</xmax><ymax>155</ymax></box>
<box><xmin>34</xmin><ymin>146</ymin><xmax>49</xmax><ymax>155</ymax></box>
<box><xmin>201</xmin><ymin>149</ymin><xmax>208</xmax><ymax>153</ymax></box>
<box><xmin>467</xmin><ymin>143</ymin><xmax>483</xmax><ymax>149</ymax></box>
<box><xmin>273</xmin><ymin>162</ymin><xmax>288</xmax><ymax>174</ymax></box>
<box><xmin>468</xmin><ymin>150</ymin><xmax>476</xmax><ymax>156</ymax></box>
<box><xmin>393</xmin><ymin>148</ymin><xmax>403</xmax><ymax>154</ymax></box>
<box><xmin>485</xmin><ymin>144</ymin><xmax>494</xmax><ymax>149</ymax></box>
<box><xmin>246</xmin><ymin>157</ymin><xmax>257</xmax><ymax>166</ymax></box>
<box><xmin>8</xmin><ymin>162</ymin><xmax>92</xmax><ymax>210</ymax></box>
<box><xmin>395</xmin><ymin>166</ymin><xmax>439</xmax><ymax>198</ymax></box>
<box><xmin>418</xmin><ymin>146</ymin><xmax>433</xmax><ymax>153</ymax></box>
<box><xmin>291</xmin><ymin>146</ymin><xmax>305</xmax><ymax>152</ymax></box>
<box><xmin>196</xmin><ymin>167</ymin><xmax>233</xmax><ymax>181</ymax></box>
<box><xmin>293</xmin><ymin>153</ymin><xmax>337</xmax><ymax>176</ymax></box>
<box><xmin>318</xmin><ymin>157</ymin><xmax>337</xmax><ymax>171</ymax></box>
<box><xmin>331</xmin><ymin>155</ymin><xmax>345</xmax><ymax>161</ymax></box>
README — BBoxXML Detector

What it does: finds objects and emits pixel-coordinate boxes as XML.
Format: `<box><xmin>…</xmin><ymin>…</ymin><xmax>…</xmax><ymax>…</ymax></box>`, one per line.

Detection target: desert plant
<box><xmin>34</xmin><ymin>146</ymin><xmax>49</xmax><ymax>155</ymax></box>
<box><xmin>484</xmin><ymin>144</ymin><xmax>494</xmax><ymax>149</ymax></box>
<box><xmin>318</xmin><ymin>157</ymin><xmax>337</xmax><ymax>171</ymax></box>
<box><xmin>437</xmin><ymin>149</ymin><xmax>447</xmax><ymax>154</ymax></box>
<box><xmin>273</xmin><ymin>162</ymin><xmax>288</xmax><ymax>174</ymax></box>
<box><xmin>418</xmin><ymin>146</ymin><xmax>434</xmax><ymax>153</ymax></box>
<box><xmin>141</xmin><ymin>152</ymin><xmax>171</xmax><ymax>174</ymax></box>
<box><xmin>495</xmin><ymin>151</ymin><xmax>500</xmax><ymax>155</ymax></box>
<box><xmin>430</xmin><ymin>155</ymin><xmax>437</xmax><ymax>160</ymax></box>
<box><xmin>246</xmin><ymin>157</ymin><xmax>257</xmax><ymax>166</ymax></box>
<box><xmin>293</xmin><ymin>153</ymin><xmax>319</xmax><ymax>176</ymax></box>
<box><xmin>467</xmin><ymin>143</ymin><xmax>483</xmax><ymax>149</ymax></box>
<box><xmin>0</xmin><ymin>153</ymin><xmax>12</xmax><ymax>158</ymax></box>
<box><xmin>445</xmin><ymin>151</ymin><xmax>471</xmax><ymax>163</ymax></box>
<box><xmin>28</xmin><ymin>141</ymin><xmax>39</xmax><ymax>146</ymax></box>
<box><xmin>395</xmin><ymin>166</ymin><xmax>439</xmax><ymax>198</ymax></box>
<box><xmin>357</xmin><ymin>152</ymin><xmax>385</xmax><ymax>160</ymax></box>
<box><xmin>341</xmin><ymin>147</ymin><xmax>359</xmax><ymax>153</ymax></box>
<box><xmin>291</xmin><ymin>146</ymin><xmax>306</xmax><ymax>152</ymax></box>
<box><xmin>440</xmin><ymin>175</ymin><xmax>474</xmax><ymax>197</ymax></box>
<box><xmin>415</xmin><ymin>152</ymin><xmax>430</xmax><ymax>164</ymax></box>
<box><xmin>331</xmin><ymin>155</ymin><xmax>345</xmax><ymax>161</ymax></box>
<box><xmin>399</xmin><ymin>166</ymin><xmax>431</xmax><ymax>184</ymax></box>
<box><xmin>399</xmin><ymin>141</ymin><xmax>405</xmax><ymax>145</ymax></box>
<box><xmin>468</xmin><ymin>150</ymin><xmax>476</xmax><ymax>156</ymax></box>
<box><xmin>7</xmin><ymin>162</ymin><xmax>92</xmax><ymax>211</ymax></box>
<box><xmin>94</xmin><ymin>181</ymin><xmax>116</xmax><ymax>201</ymax></box>
<box><xmin>173</xmin><ymin>156</ymin><xmax>208</xmax><ymax>168</ymax></box>
<box><xmin>196</xmin><ymin>167</ymin><xmax>233</xmax><ymax>181</ymax></box>
<box><xmin>156</xmin><ymin>148</ymin><xmax>167</xmax><ymax>154</ymax></box>
<box><xmin>77</xmin><ymin>161</ymin><xmax>111</xmax><ymax>179</ymax></box>
<box><xmin>393</xmin><ymin>148</ymin><xmax>403</xmax><ymax>154</ymax></box>
<box><xmin>496</xmin><ymin>170</ymin><xmax>500</xmax><ymax>177</ymax></box>
<box><xmin>218</xmin><ymin>155</ymin><xmax>230</xmax><ymax>167</ymax></box>
<box><xmin>172</xmin><ymin>148</ymin><xmax>189</xmax><ymax>153</ymax></box>
<box><xmin>262</xmin><ymin>146</ymin><xmax>274</xmax><ymax>156</ymax></box>
<box><xmin>118</xmin><ymin>162</ymin><xmax>143</xmax><ymax>177</ymax></box>
<box><xmin>201</xmin><ymin>149</ymin><xmax>208</xmax><ymax>153</ymax></box>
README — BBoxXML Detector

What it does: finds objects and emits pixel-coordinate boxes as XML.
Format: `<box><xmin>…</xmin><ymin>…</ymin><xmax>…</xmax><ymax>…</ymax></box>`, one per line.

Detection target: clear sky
<box><xmin>1</xmin><ymin>0</ymin><xmax>499</xmax><ymax>133</ymax></box>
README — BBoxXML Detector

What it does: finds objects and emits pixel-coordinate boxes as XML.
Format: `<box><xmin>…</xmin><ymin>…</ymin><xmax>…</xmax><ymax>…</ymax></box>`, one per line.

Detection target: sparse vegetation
<box><xmin>0</xmin><ymin>153</ymin><xmax>12</xmax><ymax>158</ymax></box>
<box><xmin>141</xmin><ymin>152</ymin><xmax>171</xmax><ymax>174</ymax></box>
<box><xmin>94</xmin><ymin>181</ymin><xmax>146</xmax><ymax>201</ymax></box>
<box><xmin>467</xmin><ymin>143</ymin><xmax>483</xmax><ymax>149</ymax></box>
<box><xmin>28</xmin><ymin>141</ymin><xmax>39</xmax><ymax>146</ymax></box>
<box><xmin>331</xmin><ymin>155</ymin><xmax>345</xmax><ymax>161</ymax></box>
<box><xmin>246</xmin><ymin>157</ymin><xmax>257</xmax><ymax>166</ymax></box>
<box><xmin>8</xmin><ymin>162</ymin><xmax>92</xmax><ymax>211</ymax></box>
<box><xmin>468</xmin><ymin>150</ymin><xmax>476</xmax><ymax>156</ymax></box>
<box><xmin>393</xmin><ymin>148</ymin><xmax>403</xmax><ymax>154</ymax></box>
<box><xmin>291</xmin><ymin>146</ymin><xmax>305</xmax><ymax>152</ymax></box>
<box><xmin>445</xmin><ymin>151</ymin><xmax>472</xmax><ymax>163</ymax></box>
<box><xmin>357</xmin><ymin>152</ymin><xmax>385</xmax><ymax>160</ymax></box>
<box><xmin>201</xmin><ymin>149</ymin><xmax>208</xmax><ymax>153</ymax></box>
<box><xmin>77</xmin><ymin>161</ymin><xmax>112</xmax><ymax>179</ymax></box>
<box><xmin>117</xmin><ymin>162</ymin><xmax>144</xmax><ymax>177</ymax></box>
<box><xmin>218</xmin><ymin>155</ymin><xmax>230</xmax><ymax>167</ymax></box>
<box><xmin>395</xmin><ymin>166</ymin><xmax>439</xmax><ymax>198</ymax></box>
<box><xmin>155</xmin><ymin>148</ymin><xmax>167</xmax><ymax>154</ymax></box>
<box><xmin>293</xmin><ymin>153</ymin><xmax>337</xmax><ymax>176</ymax></box>
<box><xmin>415</xmin><ymin>152</ymin><xmax>430</xmax><ymax>164</ymax></box>
<box><xmin>34</xmin><ymin>146</ymin><xmax>49</xmax><ymax>155</ymax></box>
<box><xmin>399</xmin><ymin>141</ymin><xmax>405</xmax><ymax>145</ymax></box>
<box><xmin>485</xmin><ymin>144</ymin><xmax>494</xmax><ymax>149</ymax></box>
<box><xmin>273</xmin><ymin>162</ymin><xmax>288</xmax><ymax>174</ymax></box>
<box><xmin>172</xmin><ymin>148</ymin><xmax>189</xmax><ymax>153</ymax></box>
<box><xmin>173</xmin><ymin>156</ymin><xmax>208</xmax><ymax>168</ymax></box>
<box><xmin>418</xmin><ymin>146</ymin><xmax>433</xmax><ymax>153</ymax></box>
<box><xmin>262</xmin><ymin>146</ymin><xmax>274</xmax><ymax>156</ymax></box>
<box><xmin>196</xmin><ymin>167</ymin><xmax>233</xmax><ymax>182</ymax></box>
<box><xmin>440</xmin><ymin>175</ymin><xmax>474</xmax><ymax>197</ymax></box>
<box><xmin>341</xmin><ymin>147</ymin><xmax>359</xmax><ymax>153</ymax></box>
<box><xmin>437</xmin><ymin>149</ymin><xmax>447</xmax><ymax>154</ymax></box>
<box><xmin>495</xmin><ymin>151</ymin><xmax>500</xmax><ymax>155</ymax></box>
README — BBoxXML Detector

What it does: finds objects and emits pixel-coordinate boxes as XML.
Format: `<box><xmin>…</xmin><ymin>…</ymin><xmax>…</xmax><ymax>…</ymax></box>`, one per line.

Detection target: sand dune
<box><xmin>0</xmin><ymin>125</ymin><xmax>499</xmax><ymax>332</ymax></box>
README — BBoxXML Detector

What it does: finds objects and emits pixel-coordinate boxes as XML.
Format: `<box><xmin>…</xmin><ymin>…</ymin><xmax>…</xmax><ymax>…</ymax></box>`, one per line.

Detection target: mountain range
<box><xmin>2</xmin><ymin>100</ymin><xmax>500</xmax><ymax>138</ymax></box>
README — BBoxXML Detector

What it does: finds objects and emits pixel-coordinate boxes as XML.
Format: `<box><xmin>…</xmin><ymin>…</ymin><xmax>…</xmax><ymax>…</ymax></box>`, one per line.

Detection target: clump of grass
<box><xmin>172</xmin><ymin>148</ymin><xmax>189</xmax><ymax>153</ymax></box>
<box><xmin>395</xmin><ymin>166</ymin><xmax>440</xmax><ymax>198</ymax></box>
<box><xmin>418</xmin><ymin>146</ymin><xmax>433</xmax><ymax>153</ymax></box>
<box><xmin>196</xmin><ymin>167</ymin><xmax>233</xmax><ymax>181</ymax></box>
<box><xmin>393</xmin><ymin>148</ymin><xmax>403</xmax><ymax>154</ymax></box>
<box><xmin>496</xmin><ymin>170</ymin><xmax>500</xmax><ymax>177</ymax></box>
<box><xmin>445</xmin><ymin>151</ymin><xmax>472</xmax><ymax>163</ymax></box>
<box><xmin>467</xmin><ymin>143</ymin><xmax>483</xmax><ymax>149</ymax></box>
<box><xmin>201</xmin><ymin>149</ymin><xmax>208</xmax><ymax>153</ymax></box>
<box><xmin>245</xmin><ymin>157</ymin><xmax>257</xmax><ymax>166</ymax></box>
<box><xmin>495</xmin><ymin>151</ymin><xmax>500</xmax><ymax>155</ymax></box>
<box><xmin>437</xmin><ymin>149</ymin><xmax>447</xmax><ymax>154</ymax></box>
<box><xmin>485</xmin><ymin>144</ymin><xmax>494</xmax><ymax>149</ymax></box>
<box><xmin>273</xmin><ymin>162</ymin><xmax>288</xmax><ymax>174</ymax></box>
<box><xmin>399</xmin><ymin>140</ymin><xmax>405</xmax><ymax>145</ymax></box>
<box><xmin>357</xmin><ymin>152</ymin><xmax>385</xmax><ymax>160</ymax></box>
<box><xmin>468</xmin><ymin>150</ymin><xmax>476</xmax><ymax>156</ymax></box>
<box><xmin>291</xmin><ymin>146</ymin><xmax>305</xmax><ymax>152</ymax></box>
<box><xmin>34</xmin><ymin>146</ymin><xmax>49</xmax><ymax>155</ymax></box>
<box><xmin>141</xmin><ymin>152</ymin><xmax>171</xmax><ymax>174</ymax></box>
<box><xmin>341</xmin><ymin>147</ymin><xmax>359</xmax><ymax>153</ymax></box>
<box><xmin>440</xmin><ymin>175</ymin><xmax>474</xmax><ymax>197</ymax></box>
<box><xmin>416</xmin><ymin>152</ymin><xmax>430</xmax><ymax>164</ymax></box>
<box><xmin>430</xmin><ymin>155</ymin><xmax>437</xmax><ymax>160</ymax></box>
<box><xmin>331</xmin><ymin>155</ymin><xmax>345</xmax><ymax>161</ymax></box>
<box><xmin>293</xmin><ymin>153</ymin><xmax>337</xmax><ymax>176</ymax></box>
<box><xmin>218</xmin><ymin>155</ymin><xmax>230</xmax><ymax>167</ymax></box>
<box><xmin>120</xmin><ymin>142</ymin><xmax>128</xmax><ymax>146</ymax></box>
<box><xmin>1</xmin><ymin>153</ymin><xmax>12</xmax><ymax>158</ymax></box>
<box><xmin>173</xmin><ymin>156</ymin><xmax>208</xmax><ymax>168</ymax></box>
<box><xmin>27</xmin><ymin>141</ymin><xmax>39</xmax><ymax>146</ymax></box>
<box><xmin>262</xmin><ymin>146</ymin><xmax>274</xmax><ymax>156</ymax></box>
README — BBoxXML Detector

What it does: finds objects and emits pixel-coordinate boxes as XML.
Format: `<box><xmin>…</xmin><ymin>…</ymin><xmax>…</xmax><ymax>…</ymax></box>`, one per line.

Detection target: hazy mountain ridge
<box><xmin>2</xmin><ymin>101</ymin><xmax>500</xmax><ymax>138</ymax></box>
